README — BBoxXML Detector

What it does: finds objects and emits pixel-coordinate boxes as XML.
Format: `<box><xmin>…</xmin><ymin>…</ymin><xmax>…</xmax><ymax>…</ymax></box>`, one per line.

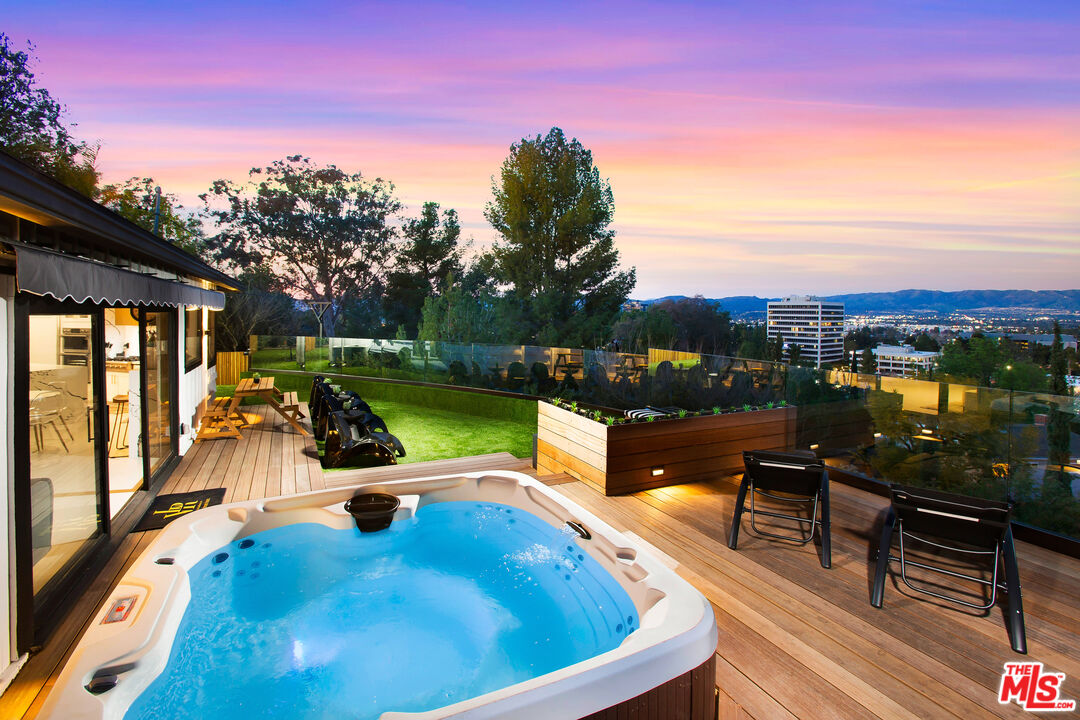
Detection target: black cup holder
<box><xmin>344</xmin><ymin>493</ymin><xmax>400</xmax><ymax>532</ymax></box>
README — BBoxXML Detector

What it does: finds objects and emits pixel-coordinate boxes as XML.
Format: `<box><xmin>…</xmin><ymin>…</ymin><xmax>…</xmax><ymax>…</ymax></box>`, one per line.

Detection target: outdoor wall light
<box><xmin>921</xmin><ymin>428</ymin><xmax>933</xmax><ymax>435</ymax></box>
<box><xmin>874</xmin><ymin>432</ymin><xmax>882</xmax><ymax>438</ymax></box>
<box><xmin>651</xmin><ymin>466</ymin><xmax>664</xmax><ymax>477</ymax></box>
<box><xmin>809</xmin><ymin>443</ymin><xmax>820</xmax><ymax>450</ymax></box>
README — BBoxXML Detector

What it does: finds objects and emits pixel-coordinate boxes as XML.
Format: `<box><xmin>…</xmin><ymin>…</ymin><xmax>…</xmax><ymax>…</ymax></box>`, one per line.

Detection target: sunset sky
<box><xmin>5</xmin><ymin>1</ymin><xmax>1079</xmax><ymax>298</ymax></box>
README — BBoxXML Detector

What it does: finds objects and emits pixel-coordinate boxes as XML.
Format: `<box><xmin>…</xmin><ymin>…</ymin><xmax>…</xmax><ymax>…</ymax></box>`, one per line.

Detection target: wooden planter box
<box><xmin>537</xmin><ymin>402</ymin><xmax>797</xmax><ymax>495</ymax></box>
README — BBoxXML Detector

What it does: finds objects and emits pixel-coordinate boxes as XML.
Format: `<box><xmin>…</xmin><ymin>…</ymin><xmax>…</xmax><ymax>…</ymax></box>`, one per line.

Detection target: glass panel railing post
<box><xmin>1007</xmin><ymin>388</ymin><xmax>1014</xmax><ymax>499</ymax></box>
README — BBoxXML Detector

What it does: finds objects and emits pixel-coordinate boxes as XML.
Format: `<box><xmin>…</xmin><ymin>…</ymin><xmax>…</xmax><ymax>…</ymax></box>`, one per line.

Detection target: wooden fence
<box><xmin>216</xmin><ymin>352</ymin><xmax>249</xmax><ymax>385</ymax></box>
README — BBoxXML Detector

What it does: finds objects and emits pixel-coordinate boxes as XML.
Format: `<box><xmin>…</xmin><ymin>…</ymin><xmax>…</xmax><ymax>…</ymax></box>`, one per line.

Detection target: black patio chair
<box><xmin>340</xmin><ymin>391</ymin><xmax>373</xmax><ymax>416</ymax></box>
<box><xmin>323</xmin><ymin>410</ymin><xmax>405</xmax><ymax>468</ymax></box>
<box><xmin>871</xmin><ymin>484</ymin><xmax>1026</xmax><ymax>654</ymax></box>
<box><xmin>315</xmin><ymin>391</ymin><xmax>344</xmax><ymax>440</ymax></box>
<box><xmin>728</xmin><ymin>450</ymin><xmax>831</xmax><ymax>568</ymax></box>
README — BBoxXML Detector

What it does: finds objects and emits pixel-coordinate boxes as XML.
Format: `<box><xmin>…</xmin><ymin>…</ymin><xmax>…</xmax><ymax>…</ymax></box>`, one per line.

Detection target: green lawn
<box><xmin>352</xmin><ymin>399</ymin><xmax>534</xmax><ymax>465</ymax></box>
<box><xmin>216</xmin><ymin>376</ymin><xmax>536</xmax><ymax>465</ymax></box>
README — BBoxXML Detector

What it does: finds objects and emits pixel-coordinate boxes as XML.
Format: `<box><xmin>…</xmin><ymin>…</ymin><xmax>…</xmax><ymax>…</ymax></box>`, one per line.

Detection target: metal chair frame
<box><xmin>871</xmin><ymin>484</ymin><xmax>1027</xmax><ymax>654</ymax></box>
<box><xmin>748</xmin><ymin>484</ymin><xmax>820</xmax><ymax>545</ymax></box>
<box><xmin>729</xmin><ymin>452</ymin><xmax>831</xmax><ymax>568</ymax></box>
<box><xmin>896</xmin><ymin>522</ymin><xmax>1002</xmax><ymax>610</ymax></box>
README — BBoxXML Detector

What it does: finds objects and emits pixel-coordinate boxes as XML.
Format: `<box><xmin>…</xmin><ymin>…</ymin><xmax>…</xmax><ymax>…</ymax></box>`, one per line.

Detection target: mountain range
<box><xmin>638</xmin><ymin>290</ymin><xmax>1080</xmax><ymax>315</ymax></box>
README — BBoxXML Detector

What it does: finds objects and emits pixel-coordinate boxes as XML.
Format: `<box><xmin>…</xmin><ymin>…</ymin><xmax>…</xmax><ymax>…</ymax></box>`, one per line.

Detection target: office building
<box><xmin>766</xmin><ymin>296</ymin><xmax>845</xmax><ymax>367</ymax></box>
<box><xmin>872</xmin><ymin>344</ymin><xmax>941</xmax><ymax>377</ymax></box>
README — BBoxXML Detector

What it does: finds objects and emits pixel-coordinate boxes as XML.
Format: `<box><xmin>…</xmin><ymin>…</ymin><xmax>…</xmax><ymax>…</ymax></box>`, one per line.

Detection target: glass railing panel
<box><xmin>246</xmin><ymin>334</ymin><xmax>1079</xmax><ymax>541</ymax></box>
<box><xmin>1009</xmin><ymin>390</ymin><xmax>1079</xmax><ymax>538</ymax></box>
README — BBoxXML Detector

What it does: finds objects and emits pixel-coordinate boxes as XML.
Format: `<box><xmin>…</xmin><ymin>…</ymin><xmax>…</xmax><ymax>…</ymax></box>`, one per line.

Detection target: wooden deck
<box><xmin>4</xmin><ymin>402</ymin><xmax>1078</xmax><ymax>719</ymax></box>
<box><xmin>555</xmin><ymin>478</ymin><xmax>1080</xmax><ymax>720</ymax></box>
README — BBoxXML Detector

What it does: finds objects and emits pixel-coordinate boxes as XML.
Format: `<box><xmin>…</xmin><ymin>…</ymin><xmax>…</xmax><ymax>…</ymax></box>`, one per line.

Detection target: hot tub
<box><xmin>41</xmin><ymin>471</ymin><xmax>717</xmax><ymax>719</ymax></box>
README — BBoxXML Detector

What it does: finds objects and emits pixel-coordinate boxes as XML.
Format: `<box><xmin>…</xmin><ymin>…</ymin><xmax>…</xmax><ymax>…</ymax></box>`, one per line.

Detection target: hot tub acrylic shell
<box><xmin>40</xmin><ymin>471</ymin><xmax>718</xmax><ymax>720</ymax></box>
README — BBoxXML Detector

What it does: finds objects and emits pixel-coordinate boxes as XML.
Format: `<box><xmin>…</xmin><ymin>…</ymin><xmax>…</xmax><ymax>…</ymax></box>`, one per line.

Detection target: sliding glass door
<box><xmin>144</xmin><ymin>310</ymin><xmax>176</xmax><ymax>478</ymax></box>
<box><xmin>26</xmin><ymin>312</ymin><xmax>104</xmax><ymax>600</ymax></box>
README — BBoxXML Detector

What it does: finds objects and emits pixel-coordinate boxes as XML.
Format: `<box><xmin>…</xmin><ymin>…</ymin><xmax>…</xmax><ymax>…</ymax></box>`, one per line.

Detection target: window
<box><xmin>207</xmin><ymin>311</ymin><xmax>216</xmax><ymax>367</ymax></box>
<box><xmin>184</xmin><ymin>307</ymin><xmax>202</xmax><ymax>371</ymax></box>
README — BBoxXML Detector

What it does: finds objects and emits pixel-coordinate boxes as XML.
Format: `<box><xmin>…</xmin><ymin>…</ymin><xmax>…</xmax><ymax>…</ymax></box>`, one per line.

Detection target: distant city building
<box><xmin>960</xmin><ymin>332</ymin><xmax>1077</xmax><ymax>351</ymax></box>
<box><xmin>872</xmin><ymin>344</ymin><xmax>941</xmax><ymax>378</ymax></box>
<box><xmin>621</xmin><ymin>300</ymin><xmax>645</xmax><ymax>312</ymax></box>
<box><xmin>767</xmin><ymin>295</ymin><xmax>845</xmax><ymax>368</ymax></box>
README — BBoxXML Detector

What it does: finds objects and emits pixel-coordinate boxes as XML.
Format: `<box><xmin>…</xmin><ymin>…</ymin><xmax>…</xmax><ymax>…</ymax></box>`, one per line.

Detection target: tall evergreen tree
<box><xmin>484</xmin><ymin>127</ymin><xmax>635</xmax><ymax>346</ymax></box>
<box><xmin>788</xmin><ymin>343</ymin><xmax>802</xmax><ymax>366</ymax></box>
<box><xmin>861</xmin><ymin>347</ymin><xmax>876</xmax><ymax>374</ymax></box>
<box><xmin>1047</xmin><ymin>322</ymin><xmax>1073</xmax><ymax>489</ymax></box>
<box><xmin>1049</xmin><ymin>321</ymin><xmax>1069</xmax><ymax>397</ymax></box>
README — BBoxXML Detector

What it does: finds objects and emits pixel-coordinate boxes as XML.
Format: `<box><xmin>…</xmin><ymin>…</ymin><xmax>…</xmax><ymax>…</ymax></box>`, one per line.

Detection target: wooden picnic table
<box><xmin>553</xmin><ymin>352</ymin><xmax>584</xmax><ymax>377</ymax></box>
<box><xmin>228</xmin><ymin>376</ymin><xmax>308</xmax><ymax>436</ymax></box>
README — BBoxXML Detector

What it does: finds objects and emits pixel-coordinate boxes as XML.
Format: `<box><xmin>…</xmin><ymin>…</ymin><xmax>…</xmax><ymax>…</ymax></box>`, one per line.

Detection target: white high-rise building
<box><xmin>767</xmin><ymin>295</ymin><xmax>845</xmax><ymax>368</ymax></box>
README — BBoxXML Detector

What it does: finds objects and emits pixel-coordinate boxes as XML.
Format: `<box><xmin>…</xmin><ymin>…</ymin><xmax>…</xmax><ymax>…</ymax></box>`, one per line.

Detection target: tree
<box><xmin>417</xmin><ymin>267</ymin><xmax>523</xmax><ymax>344</ymax></box>
<box><xmin>937</xmin><ymin>336</ymin><xmax>1003</xmax><ymax>386</ymax></box>
<box><xmin>99</xmin><ymin>177</ymin><xmax>205</xmax><ymax>254</ymax></box>
<box><xmin>788</xmin><ymin>343</ymin><xmax>802</xmax><ymax>366</ymax></box>
<box><xmin>484</xmin><ymin>127</ymin><xmax>635</xmax><ymax>346</ymax></box>
<box><xmin>734</xmin><ymin>324</ymin><xmax>768</xmax><ymax>361</ymax></box>
<box><xmin>611</xmin><ymin>297</ymin><xmax>732</xmax><ymax>355</ymax></box>
<box><xmin>0</xmin><ymin>34</ymin><xmax>98</xmax><ymax>195</ymax></box>
<box><xmin>850</xmin><ymin>350</ymin><xmax>859</xmax><ymax>373</ymax></box>
<box><xmin>770</xmin><ymin>333</ymin><xmax>786</xmax><ymax>363</ymax></box>
<box><xmin>1046</xmin><ymin>322</ymin><xmax>1073</xmax><ymax>490</ymax></box>
<box><xmin>861</xmin><ymin>347</ymin><xmax>876</xmax><ymax>374</ymax></box>
<box><xmin>203</xmin><ymin>156</ymin><xmax>400</xmax><ymax>336</ymax></box>
<box><xmin>383</xmin><ymin>201</ymin><xmax>463</xmax><ymax>337</ymax></box>
<box><xmin>997</xmin><ymin>361</ymin><xmax>1047</xmax><ymax>393</ymax></box>
<box><xmin>912</xmin><ymin>332</ymin><xmax>940</xmax><ymax>352</ymax></box>
<box><xmin>1049</xmin><ymin>322</ymin><xmax>1069</xmax><ymax>397</ymax></box>
<box><xmin>214</xmin><ymin>265</ymin><xmax>305</xmax><ymax>351</ymax></box>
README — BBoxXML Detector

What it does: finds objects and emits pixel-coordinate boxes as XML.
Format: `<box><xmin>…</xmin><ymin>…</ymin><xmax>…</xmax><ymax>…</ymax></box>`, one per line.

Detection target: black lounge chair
<box><xmin>728</xmin><ymin>450</ymin><xmax>831</xmax><ymax>568</ymax></box>
<box><xmin>308</xmin><ymin>377</ymin><xmax>333</xmax><ymax>430</ymax></box>
<box><xmin>340</xmin><ymin>391</ymin><xmax>373</xmax><ymax>416</ymax></box>
<box><xmin>323</xmin><ymin>410</ymin><xmax>405</xmax><ymax>468</ymax></box>
<box><xmin>871</xmin><ymin>484</ymin><xmax>1026</xmax><ymax>654</ymax></box>
<box><xmin>315</xmin><ymin>390</ymin><xmax>344</xmax><ymax>440</ymax></box>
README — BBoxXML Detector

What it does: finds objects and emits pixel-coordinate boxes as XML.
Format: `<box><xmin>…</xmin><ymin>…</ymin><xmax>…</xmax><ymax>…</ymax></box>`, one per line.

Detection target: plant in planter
<box><xmin>712</xmin><ymin>406</ymin><xmax>722</xmax><ymax>415</ymax></box>
<box><xmin>742</xmin><ymin>403</ymin><xmax>752</xmax><ymax>413</ymax></box>
<box><xmin>569</xmin><ymin>401</ymin><xmax>578</xmax><ymax>413</ymax></box>
<box><xmin>678</xmin><ymin>409</ymin><xmax>688</xmax><ymax>419</ymax></box>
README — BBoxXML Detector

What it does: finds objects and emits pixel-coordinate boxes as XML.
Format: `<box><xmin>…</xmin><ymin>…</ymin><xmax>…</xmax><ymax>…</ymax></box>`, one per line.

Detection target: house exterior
<box><xmin>872</xmin><ymin>344</ymin><xmax>941</xmax><ymax>377</ymax></box>
<box><xmin>766</xmin><ymin>295</ymin><xmax>845</xmax><ymax>368</ymax></box>
<box><xmin>0</xmin><ymin>152</ymin><xmax>236</xmax><ymax>687</ymax></box>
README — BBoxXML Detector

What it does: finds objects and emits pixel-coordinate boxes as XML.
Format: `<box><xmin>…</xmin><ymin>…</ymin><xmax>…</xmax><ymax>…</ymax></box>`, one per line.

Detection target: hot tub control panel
<box><xmin>102</xmin><ymin>596</ymin><xmax>137</xmax><ymax>624</ymax></box>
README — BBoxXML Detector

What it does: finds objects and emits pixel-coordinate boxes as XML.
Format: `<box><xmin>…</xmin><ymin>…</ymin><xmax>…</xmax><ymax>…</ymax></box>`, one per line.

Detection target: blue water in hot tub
<box><xmin>124</xmin><ymin>501</ymin><xmax>638</xmax><ymax>720</ymax></box>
